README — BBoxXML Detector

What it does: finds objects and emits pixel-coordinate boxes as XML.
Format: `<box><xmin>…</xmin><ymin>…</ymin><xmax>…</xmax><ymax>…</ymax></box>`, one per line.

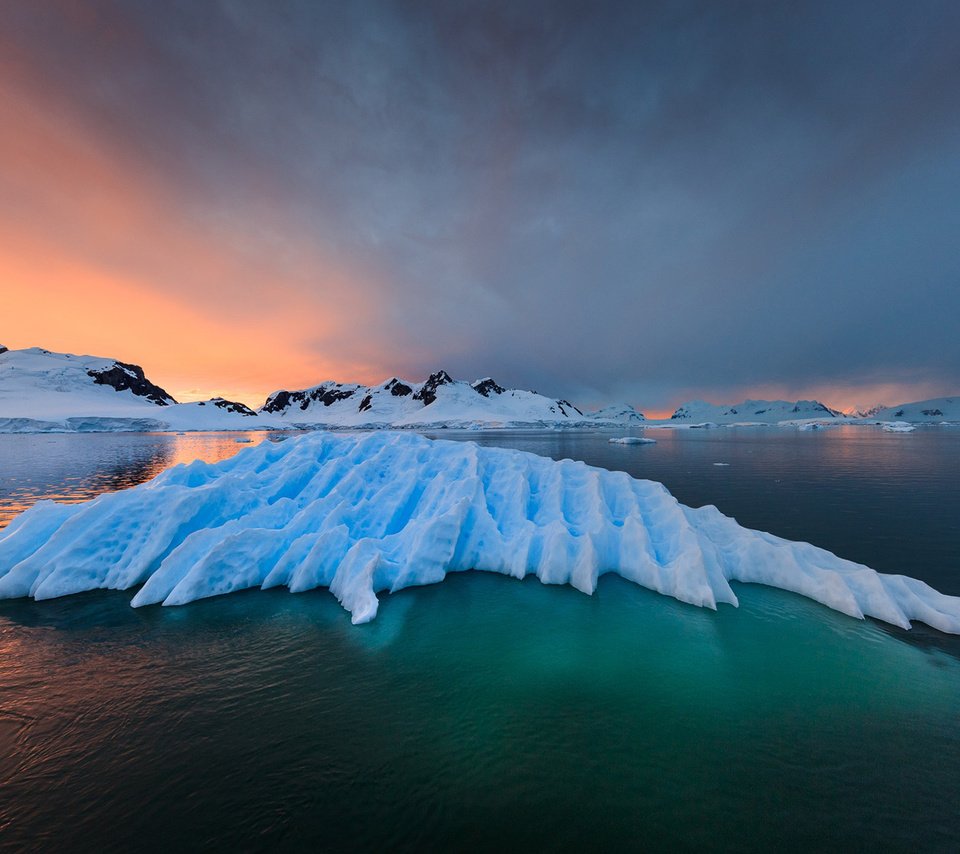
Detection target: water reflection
<box><xmin>1</xmin><ymin>574</ymin><xmax>958</xmax><ymax>851</ymax></box>
<box><xmin>1</xmin><ymin>429</ymin><xmax>959</xmax><ymax>849</ymax></box>
<box><xmin>0</xmin><ymin>432</ymin><xmax>281</xmax><ymax>527</ymax></box>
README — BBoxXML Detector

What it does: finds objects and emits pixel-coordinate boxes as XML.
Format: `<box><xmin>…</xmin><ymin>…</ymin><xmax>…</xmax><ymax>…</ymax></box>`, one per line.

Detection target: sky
<box><xmin>2</xmin><ymin>0</ymin><xmax>959</xmax><ymax>415</ymax></box>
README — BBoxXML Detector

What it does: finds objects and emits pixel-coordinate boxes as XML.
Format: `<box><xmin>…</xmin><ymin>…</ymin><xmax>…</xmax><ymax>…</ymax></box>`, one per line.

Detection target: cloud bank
<box><xmin>2</xmin><ymin>0</ymin><xmax>959</xmax><ymax>410</ymax></box>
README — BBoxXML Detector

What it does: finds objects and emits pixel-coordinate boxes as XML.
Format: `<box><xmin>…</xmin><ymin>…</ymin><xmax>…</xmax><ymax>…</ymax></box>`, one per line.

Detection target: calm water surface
<box><xmin>0</xmin><ymin>427</ymin><xmax>958</xmax><ymax>851</ymax></box>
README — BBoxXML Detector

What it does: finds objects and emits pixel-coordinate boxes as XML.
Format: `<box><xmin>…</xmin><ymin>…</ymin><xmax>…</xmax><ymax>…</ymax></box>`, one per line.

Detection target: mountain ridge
<box><xmin>667</xmin><ymin>398</ymin><xmax>841</xmax><ymax>424</ymax></box>
<box><xmin>1</xmin><ymin>345</ymin><xmax>956</xmax><ymax>431</ymax></box>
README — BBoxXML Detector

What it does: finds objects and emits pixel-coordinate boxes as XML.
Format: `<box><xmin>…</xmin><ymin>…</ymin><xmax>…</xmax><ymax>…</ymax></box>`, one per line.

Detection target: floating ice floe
<box><xmin>882</xmin><ymin>422</ymin><xmax>916</xmax><ymax>433</ymax></box>
<box><xmin>1</xmin><ymin>432</ymin><xmax>958</xmax><ymax>632</ymax></box>
<box><xmin>608</xmin><ymin>437</ymin><xmax>656</xmax><ymax>445</ymax></box>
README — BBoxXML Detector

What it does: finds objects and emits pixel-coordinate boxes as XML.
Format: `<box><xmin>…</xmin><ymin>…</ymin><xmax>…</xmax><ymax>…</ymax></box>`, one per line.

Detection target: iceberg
<box><xmin>882</xmin><ymin>422</ymin><xmax>916</xmax><ymax>433</ymax></box>
<box><xmin>609</xmin><ymin>436</ymin><xmax>656</xmax><ymax>445</ymax></box>
<box><xmin>1</xmin><ymin>432</ymin><xmax>958</xmax><ymax>632</ymax></box>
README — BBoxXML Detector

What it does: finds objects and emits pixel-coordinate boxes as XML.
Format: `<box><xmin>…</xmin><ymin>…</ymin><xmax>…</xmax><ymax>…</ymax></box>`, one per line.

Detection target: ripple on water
<box><xmin>0</xmin><ymin>429</ymin><xmax>958</xmax><ymax>849</ymax></box>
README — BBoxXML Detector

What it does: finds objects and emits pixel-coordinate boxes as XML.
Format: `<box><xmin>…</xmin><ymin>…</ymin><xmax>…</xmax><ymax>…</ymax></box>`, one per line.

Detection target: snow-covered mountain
<box><xmin>587</xmin><ymin>403</ymin><xmax>646</xmax><ymax>425</ymax></box>
<box><xmin>0</xmin><ymin>346</ymin><xmax>174</xmax><ymax>410</ymax></box>
<box><xmin>0</xmin><ymin>347</ymin><xmax>261</xmax><ymax>432</ymax></box>
<box><xmin>260</xmin><ymin>370</ymin><xmax>591</xmax><ymax>428</ymax></box>
<box><xmin>873</xmin><ymin>397</ymin><xmax>960</xmax><ymax>423</ymax></box>
<box><xmin>0</xmin><ymin>347</ymin><xmax>637</xmax><ymax>432</ymax></box>
<box><xmin>6</xmin><ymin>344</ymin><xmax>952</xmax><ymax>433</ymax></box>
<box><xmin>667</xmin><ymin>399</ymin><xmax>839</xmax><ymax>425</ymax></box>
<box><xmin>843</xmin><ymin>404</ymin><xmax>886</xmax><ymax>418</ymax></box>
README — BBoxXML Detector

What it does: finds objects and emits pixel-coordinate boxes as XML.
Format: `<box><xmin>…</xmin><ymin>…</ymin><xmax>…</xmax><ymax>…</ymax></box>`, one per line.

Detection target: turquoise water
<box><xmin>1</xmin><ymin>428</ymin><xmax>959</xmax><ymax>850</ymax></box>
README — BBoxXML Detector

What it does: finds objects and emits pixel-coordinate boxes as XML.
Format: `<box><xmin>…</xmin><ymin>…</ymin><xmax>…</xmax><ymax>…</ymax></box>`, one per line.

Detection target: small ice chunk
<box><xmin>608</xmin><ymin>437</ymin><xmax>656</xmax><ymax>445</ymax></box>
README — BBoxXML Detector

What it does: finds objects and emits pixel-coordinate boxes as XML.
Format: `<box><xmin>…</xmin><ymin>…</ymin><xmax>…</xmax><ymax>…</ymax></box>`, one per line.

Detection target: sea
<box><xmin>0</xmin><ymin>426</ymin><xmax>958</xmax><ymax>851</ymax></box>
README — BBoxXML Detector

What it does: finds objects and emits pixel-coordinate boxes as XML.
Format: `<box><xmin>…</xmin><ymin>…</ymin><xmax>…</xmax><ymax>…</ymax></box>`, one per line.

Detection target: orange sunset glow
<box><xmin>1</xmin><ymin>48</ymin><xmax>416</xmax><ymax>406</ymax></box>
<box><xmin>2</xmin><ymin>4</ymin><xmax>960</xmax><ymax>850</ymax></box>
<box><xmin>2</xmin><ymin>1</ymin><xmax>957</xmax><ymax>414</ymax></box>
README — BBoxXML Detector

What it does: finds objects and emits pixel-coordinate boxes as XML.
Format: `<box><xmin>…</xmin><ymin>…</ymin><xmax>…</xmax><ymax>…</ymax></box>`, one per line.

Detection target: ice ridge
<box><xmin>0</xmin><ymin>432</ymin><xmax>958</xmax><ymax>632</ymax></box>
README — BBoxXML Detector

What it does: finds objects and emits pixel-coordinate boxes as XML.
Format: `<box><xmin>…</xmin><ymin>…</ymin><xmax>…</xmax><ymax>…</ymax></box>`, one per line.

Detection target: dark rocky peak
<box><xmin>210</xmin><ymin>398</ymin><xmax>257</xmax><ymax>416</ymax></box>
<box><xmin>309</xmin><ymin>384</ymin><xmax>356</xmax><ymax>407</ymax></box>
<box><xmin>556</xmin><ymin>399</ymin><xmax>583</xmax><ymax>417</ymax></box>
<box><xmin>791</xmin><ymin>400</ymin><xmax>834</xmax><ymax>416</ymax></box>
<box><xmin>472</xmin><ymin>377</ymin><xmax>505</xmax><ymax>397</ymax></box>
<box><xmin>0</xmin><ymin>345</ymin><xmax>7</xmax><ymax>355</ymax></box>
<box><xmin>262</xmin><ymin>384</ymin><xmax>357</xmax><ymax>413</ymax></box>
<box><xmin>86</xmin><ymin>361</ymin><xmax>175</xmax><ymax>406</ymax></box>
<box><xmin>413</xmin><ymin>370</ymin><xmax>454</xmax><ymax>406</ymax></box>
<box><xmin>385</xmin><ymin>378</ymin><xmax>413</xmax><ymax>397</ymax></box>
<box><xmin>262</xmin><ymin>390</ymin><xmax>300</xmax><ymax>413</ymax></box>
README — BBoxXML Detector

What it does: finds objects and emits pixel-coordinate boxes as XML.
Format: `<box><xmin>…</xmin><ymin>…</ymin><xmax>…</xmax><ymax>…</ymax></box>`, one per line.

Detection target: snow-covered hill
<box><xmin>260</xmin><ymin>370</ymin><xmax>595</xmax><ymax>428</ymax></box>
<box><xmin>873</xmin><ymin>397</ymin><xmax>960</xmax><ymax>423</ymax></box>
<box><xmin>0</xmin><ymin>346</ymin><xmax>174</xmax><ymax>412</ymax></box>
<box><xmin>587</xmin><ymin>403</ymin><xmax>646</xmax><ymax>425</ymax></box>
<box><xmin>666</xmin><ymin>399</ymin><xmax>839</xmax><ymax>425</ymax></box>
<box><xmin>0</xmin><ymin>347</ymin><xmax>263</xmax><ymax>432</ymax></box>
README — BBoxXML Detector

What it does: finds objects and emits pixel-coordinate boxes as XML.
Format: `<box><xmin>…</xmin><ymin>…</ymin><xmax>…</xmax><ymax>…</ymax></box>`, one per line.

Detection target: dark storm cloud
<box><xmin>4</xmin><ymin>0</ymin><xmax>960</xmax><ymax>408</ymax></box>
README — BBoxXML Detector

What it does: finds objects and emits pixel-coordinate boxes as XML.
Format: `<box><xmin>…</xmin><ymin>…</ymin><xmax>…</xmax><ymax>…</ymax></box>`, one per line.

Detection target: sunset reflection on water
<box><xmin>0</xmin><ymin>432</ymin><xmax>281</xmax><ymax>528</ymax></box>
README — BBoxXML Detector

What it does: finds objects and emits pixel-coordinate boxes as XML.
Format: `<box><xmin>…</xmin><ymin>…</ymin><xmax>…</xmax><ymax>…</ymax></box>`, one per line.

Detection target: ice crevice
<box><xmin>0</xmin><ymin>431</ymin><xmax>958</xmax><ymax>633</ymax></box>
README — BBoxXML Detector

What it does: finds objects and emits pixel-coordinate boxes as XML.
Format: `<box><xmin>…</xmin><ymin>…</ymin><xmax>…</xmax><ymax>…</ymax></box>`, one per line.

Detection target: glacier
<box><xmin>0</xmin><ymin>431</ymin><xmax>958</xmax><ymax>633</ymax></box>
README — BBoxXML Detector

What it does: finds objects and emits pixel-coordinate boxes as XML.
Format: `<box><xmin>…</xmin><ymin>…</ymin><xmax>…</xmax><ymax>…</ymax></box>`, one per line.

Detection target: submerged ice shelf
<box><xmin>0</xmin><ymin>432</ymin><xmax>958</xmax><ymax>633</ymax></box>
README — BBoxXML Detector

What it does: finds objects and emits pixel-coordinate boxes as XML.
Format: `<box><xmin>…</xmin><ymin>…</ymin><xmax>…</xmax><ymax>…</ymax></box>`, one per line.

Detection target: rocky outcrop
<box><xmin>386</xmin><ymin>378</ymin><xmax>412</xmax><ymax>397</ymax></box>
<box><xmin>556</xmin><ymin>399</ymin><xmax>583</xmax><ymax>417</ymax></box>
<box><xmin>472</xmin><ymin>377</ymin><xmax>505</xmax><ymax>397</ymax></box>
<box><xmin>262</xmin><ymin>384</ymin><xmax>357</xmax><ymax>413</ymax></box>
<box><xmin>412</xmin><ymin>370</ymin><xmax>454</xmax><ymax>406</ymax></box>
<box><xmin>194</xmin><ymin>398</ymin><xmax>257</xmax><ymax>416</ymax></box>
<box><xmin>86</xmin><ymin>362</ymin><xmax>175</xmax><ymax>406</ymax></box>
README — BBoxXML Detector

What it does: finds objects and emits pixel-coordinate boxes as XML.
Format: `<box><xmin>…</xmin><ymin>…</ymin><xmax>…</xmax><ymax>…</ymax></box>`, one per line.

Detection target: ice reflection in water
<box><xmin>0</xmin><ymin>427</ymin><xmax>959</xmax><ymax>849</ymax></box>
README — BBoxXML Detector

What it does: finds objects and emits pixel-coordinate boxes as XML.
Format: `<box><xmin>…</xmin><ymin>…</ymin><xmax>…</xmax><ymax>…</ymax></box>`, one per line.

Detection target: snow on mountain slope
<box><xmin>1</xmin><ymin>431</ymin><xmax>957</xmax><ymax>633</ymax></box>
<box><xmin>0</xmin><ymin>348</ymin><xmax>606</xmax><ymax>431</ymax></box>
<box><xmin>588</xmin><ymin>403</ymin><xmax>646</xmax><ymax>425</ymax></box>
<box><xmin>874</xmin><ymin>397</ymin><xmax>960</xmax><ymax>423</ymax></box>
<box><xmin>667</xmin><ymin>399</ymin><xmax>839</xmax><ymax>425</ymax></box>
<box><xmin>0</xmin><ymin>346</ymin><xmax>174</xmax><ymax>417</ymax></box>
<box><xmin>843</xmin><ymin>404</ymin><xmax>886</xmax><ymax>418</ymax></box>
<box><xmin>261</xmin><ymin>370</ymin><xmax>587</xmax><ymax>427</ymax></box>
<box><xmin>0</xmin><ymin>347</ymin><xmax>266</xmax><ymax>432</ymax></box>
